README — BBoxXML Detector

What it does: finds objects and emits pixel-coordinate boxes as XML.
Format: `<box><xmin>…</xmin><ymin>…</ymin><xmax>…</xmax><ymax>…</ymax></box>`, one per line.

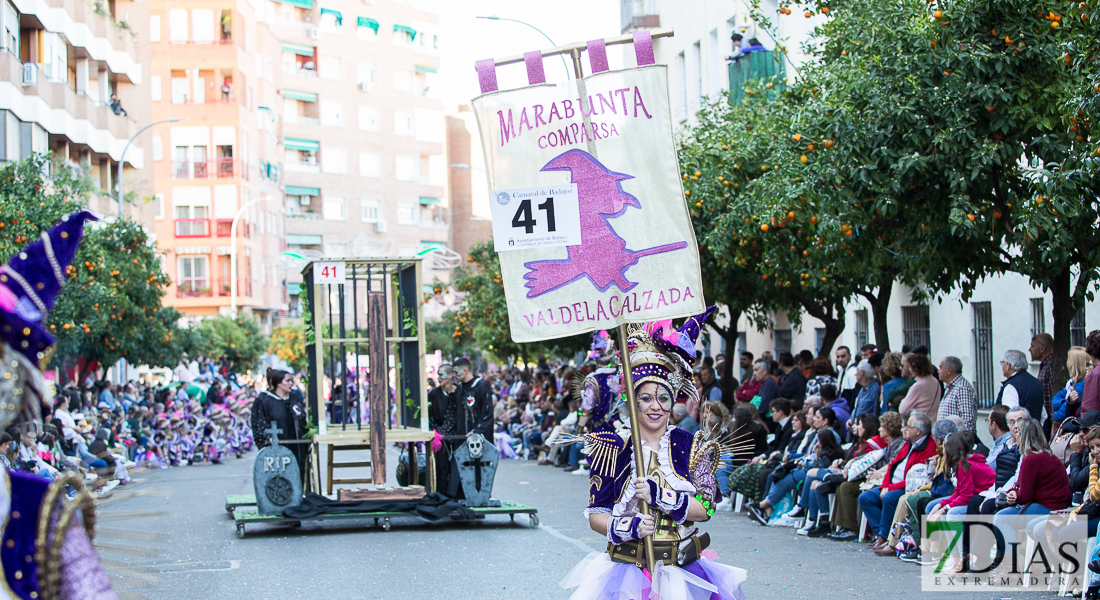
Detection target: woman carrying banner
<box><xmin>561</xmin><ymin>308</ymin><xmax>749</xmax><ymax>600</ymax></box>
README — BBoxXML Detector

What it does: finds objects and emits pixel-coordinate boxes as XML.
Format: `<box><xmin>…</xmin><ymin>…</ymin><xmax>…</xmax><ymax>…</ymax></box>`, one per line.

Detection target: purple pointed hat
<box><xmin>0</xmin><ymin>211</ymin><xmax>96</xmax><ymax>363</ymax></box>
<box><xmin>628</xmin><ymin>306</ymin><xmax>717</xmax><ymax>403</ymax></box>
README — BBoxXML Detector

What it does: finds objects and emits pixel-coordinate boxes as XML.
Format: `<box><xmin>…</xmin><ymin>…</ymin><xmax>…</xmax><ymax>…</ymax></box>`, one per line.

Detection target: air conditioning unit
<box><xmin>21</xmin><ymin>63</ymin><xmax>36</xmax><ymax>86</ymax></box>
<box><xmin>307</xmin><ymin>27</ymin><xmax>320</xmax><ymax>39</ymax></box>
<box><xmin>358</xmin><ymin>82</ymin><xmax>371</xmax><ymax>93</ymax></box>
<box><xmin>374</xmin><ymin>219</ymin><xmax>387</xmax><ymax>233</ymax></box>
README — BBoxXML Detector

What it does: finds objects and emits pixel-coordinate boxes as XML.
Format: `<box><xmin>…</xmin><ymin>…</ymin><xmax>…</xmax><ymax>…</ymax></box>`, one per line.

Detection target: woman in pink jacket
<box><xmin>926</xmin><ymin>431</ymin><xmax>996</xmax><ymax>518</ymax></box>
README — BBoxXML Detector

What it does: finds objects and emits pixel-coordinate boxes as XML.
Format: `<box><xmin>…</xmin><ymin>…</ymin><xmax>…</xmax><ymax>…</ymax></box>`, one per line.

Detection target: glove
<box><xmin>646</xmin><ymin>479</ymin><xmax>690</xmax><ymax>524</ymax></box>
<box><xmin>606</xmin><ymin>515</ymin><xmax>645</xmax><ymax>545</ymax></box>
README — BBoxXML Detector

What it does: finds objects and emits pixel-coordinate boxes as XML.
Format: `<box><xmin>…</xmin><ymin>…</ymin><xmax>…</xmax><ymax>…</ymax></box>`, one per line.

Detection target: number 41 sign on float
<box><xmin>489</xmin><ymin>185</ymin><xmax>582</xmax><ymax>252</ymax></box>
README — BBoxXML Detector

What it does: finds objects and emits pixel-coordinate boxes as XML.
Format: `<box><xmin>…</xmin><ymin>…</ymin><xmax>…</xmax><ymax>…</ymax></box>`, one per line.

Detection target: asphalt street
<box><xmin>99</xmin><ymin>450</ymin><xmax>1067</xmax><ymax>600</ymax></box>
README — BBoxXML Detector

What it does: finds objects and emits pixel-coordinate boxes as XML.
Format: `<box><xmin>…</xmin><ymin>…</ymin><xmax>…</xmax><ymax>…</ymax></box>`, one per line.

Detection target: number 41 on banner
<box><xmin>489</xmin><ymin>184</ymin><xmax>582</xmax><ymax>252</ymax></box>
<box><xmin>315</xmin><ymin>261</ymin><xmax>346</xmax><ymax>284</ymax></box>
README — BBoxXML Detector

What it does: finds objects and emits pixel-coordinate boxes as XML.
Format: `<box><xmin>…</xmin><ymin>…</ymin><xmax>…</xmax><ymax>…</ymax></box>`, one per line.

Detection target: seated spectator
<box><xmin>859</xmin><ymin>410</ymin><xmax>937</xmax><ymax>551</ymax></box>
<box><xmin>886</xmin><ymin>419</ymin><xmax>959</xmax><ymax>557</ymax></box>
<box><xmin>804</xmin><ymin>357</ymin><xmax>837</xmax><ymax>398</ymax></box>
<box><xmin>724</xmin><ymin>402</ymin><xmax>801</xmax><ymax>503</ymax></box>
<box><xmin>0</xmin><ymin>432</ymin><xmax>12</xmax><ymax>469</ymax></box>
<box><xmin>883</xmin><ymin>352</ymin><xmax>913</xmax><ymax>411</ymax></box>
<box><xmin>748</xmin><ymin>359</ymin><xmax>779</xmax><ymax>414</ymax></box>
<box><xmin>899</xmin><ymin>353</ymin><xmax>942</xmax><ymax>419</ymax></box>
<box><xmin>732</xmin><ymin>405</ymin><xmax>769</xmax><ymax>458</ymax></box>
<box><xmin>672</xmin><ymin>403</ymin><xmax>699</xmax><ymax>434</ymax></box>
<box><xmin>829</xmin><ymin>412</ymin><xmax>905</xmax><ymax>541</ymax></box>
<box><xmin>1053</xmin><ymin>345</ymin><xmax>1091</xmax><ymax>424</ymax></box>
<box><xmin>820</xmin><ymin>385</ymin><xmax>849</xmax><ymax>437</ymax></box>
<box><xmin>802</xmin><ymin>414</ymin><xmax>884</xmax><ymax>537</ymax></box>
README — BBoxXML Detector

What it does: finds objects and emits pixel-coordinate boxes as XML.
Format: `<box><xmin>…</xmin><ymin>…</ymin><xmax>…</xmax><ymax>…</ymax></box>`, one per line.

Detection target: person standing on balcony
<box><xmin>728</xmin><ymin>33</ymin><xmax>744</xmax><ymax>60</ymax></box>
<box><xmin>109</xmin><ymin>94</ymin><xmax>127</xmax><ymax>116</ymax></box>
<box><xmin>741</xmin><ymin>38</ymin><xmax>766</xmax><ymax>53</ymax></box>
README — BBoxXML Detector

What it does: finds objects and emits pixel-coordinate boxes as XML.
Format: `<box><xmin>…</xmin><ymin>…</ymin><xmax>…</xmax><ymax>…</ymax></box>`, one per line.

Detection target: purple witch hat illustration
<box><xmin>0</xmin><ymin>211</ymin><xmax>96</xmax><ymax>363</ymax></box>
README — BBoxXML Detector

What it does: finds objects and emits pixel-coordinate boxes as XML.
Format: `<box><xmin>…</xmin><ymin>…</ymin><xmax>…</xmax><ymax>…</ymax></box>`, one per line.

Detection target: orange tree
<box><xmin>0</xmin><ymin>155</ymin><xmax>182</xmax><ymax>381</ymax></box>
<box><xmin>430</xmin><ymin>239</ymin><xmax>588</xmax><ymax>367</ymax></box>
<box><xmin>269</xmin><ymin>324</ymin><xmax>308</xmax><ymax>371</ymax></box>
<box><xmin>683</xmin><ymin>0</ymin><xmax>1095</xmax><ymax>375</ymax></box>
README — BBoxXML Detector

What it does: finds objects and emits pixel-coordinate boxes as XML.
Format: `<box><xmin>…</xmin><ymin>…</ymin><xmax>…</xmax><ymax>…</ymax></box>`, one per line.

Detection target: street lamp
<box><xmin>475</xmin><ymin>16</ymin><xmax>571</xmax><ymax>81</ymax></box>
<box><xmin>230</xmin><ymin>196</ymin><xmax>272</xmax><ymax>316</ymax></box>
<box><xmin>117</xmin><ymin>117</ymin><xmax>185</xmax><ymax>217</ymax></box>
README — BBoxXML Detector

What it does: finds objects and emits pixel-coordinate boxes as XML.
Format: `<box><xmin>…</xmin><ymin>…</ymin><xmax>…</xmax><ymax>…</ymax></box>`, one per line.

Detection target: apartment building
<box><xmin>0</xmin><ymin>0</ymin><xmax>153</xmax><ymax>218</ymax></box>
<box><xmin>274</xmin><ymin>0</ymin><xmax>448</xmax><ymax>318</ymax></box>
<box><xmin>148</xmin><ymin>0</ymin><xmax>287</xmax><ymax>329</ymax></box>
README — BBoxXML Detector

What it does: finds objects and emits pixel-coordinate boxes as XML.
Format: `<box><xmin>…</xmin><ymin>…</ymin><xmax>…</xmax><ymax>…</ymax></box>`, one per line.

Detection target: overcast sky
<box><xmin>436</xmin><ymin>0</ymin><xmax>623</xmax><ymax>111</ymax></box>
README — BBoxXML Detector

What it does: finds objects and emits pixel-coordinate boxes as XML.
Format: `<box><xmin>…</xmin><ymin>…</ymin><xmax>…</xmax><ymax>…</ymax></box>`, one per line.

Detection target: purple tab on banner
<box><xmin>476</xmin><ymin>58</ymin><xmax>498</xmax><ymax>94</ymax></box>
<box><xmin>633</xmin><ymin>31</ymin><xmax>655</xmax><ymax>66</ymax></box>
<box><xmin>588</xmin><ymin>39</ymin><xmax>609</xmax><ymax>73</ymax></box>
<box><xmin>524</xmin><ymin>51</ymin><xmax>546</xmax><ymax>85</ymax></box>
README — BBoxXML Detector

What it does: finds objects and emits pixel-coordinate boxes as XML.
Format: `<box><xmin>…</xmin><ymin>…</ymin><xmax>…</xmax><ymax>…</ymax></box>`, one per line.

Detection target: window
<box><xmin>152</xmin><ymin>136</ymin><xmax>163</xmax><ymax>161</ymax></box>
<box><xmin>323</xmin><ymin>196</ymin><xmax>346</xmax><ymax>221</ymax></box>
<box><xmin>192</xmin><ymin>9</ymin><xmax>215</xmax><ymax>43</ymax></box>
<box><xmin>357</xmin><ymin>106</ymin><xmax>379</xmax><ymax>131</ymax></box>
<box><xmin>320</xmin><ymin>100</ymin><xmax>344</xmax><ymax>127</ymax></box>
<box><xmin>320</xmin><ymin>9</ymin><xmax>342</xmax><ymax>32</ymax></box>
<box><xmin>392</xmin><ymin>69</ymin><xmax>412</xmax><ymax>92</ymax></box>
<box><xmin>901</xmin><ymin>305</ymin><xmax>931</xmax><ymax>353</ymax></box>
<box><xmin>151</xmin><ymin>76</ymin><xmax>162</xmax><ymax>102</ymax></box>
<box><xmin>392</xmin><ymin>25</ymin><xmax>415</xmax><ymax>47</ymax></box>
<box><xmin>854</xmin><ymin>309</ymin><xmax>869</xmax><ymax>349</ymax></box>
<box><xmin>356</xmin><ymin>18</ymin><xmax>378</xmax><ymax>40</ymax></box>
<box><xmin>359</xmin><ymin>152</ymin><xmax>380</xmax><ymax>177</ymax></box>
<box><xmin>318</xmin><ymin>56</ymin><xmax>342</xmax><ymax>80</ymax></box>
<box><xmin>394</xmin><ymin>155</ymin><xmax>417</xmax><ymax>181</ymax></box>
<box><xmin>814</xmin><ymin>328</ymin><xmax>827</xmax><ymax>356</ymax></box>
<box><xmin>40</xmin><ymin>33</ymin><xmax>67</xmax><ymax>82</ymax></box>
<box><xmin>356</xmin><ymin>62</ymin><xmax>378</xmax><ymax>88</ymax></box>
<box><xmin>773</xmin><ymin>329</ymin><xmax>792</xmax><ymax>357</ymax></box>
<box><xmin>414</xmin><ymin>68</ymin><xmax>438</xmax><ymax>98</ymax></box>
<box><xmin>360</xmin><ymin>198</ymin><xmax>380</xmax><ymax>222</ymax></box>
<box><xmin>972</xmin><ymin>301</ymin><xmax>994</xmax><ymax>407</ymax></box>
<box><xmin>171</xmin><ymin>77</ymin><xmax>189</xmax><ymax>104</ymax></box>
<box><xmin>1031</xmin><ymin>298</ymin><xmax>1046</xmax><ymax>339</ymax></box>
<box><xmin>150</xmin><ymin>15</ymin><xmax>161</xmax><ymax>42</ymax></box>
<box><xmin>177</xmin><ymin>256</ymin><xmax>209</xmax><ymax>295</ymax></box>
<box><xmin>2</xmin><ymin>0</ymin><xmax>19</xmax><ymax>55</ymax></box>
<box><xmin>322</xmin><ymin>147</ymin><xmax>347</xmax><ymax>174</ymax></box>
<box><xmin>394</xmin><ymin>112</ymin><xmax>413</xmax><ymax>136</ymax></box>
<box><xmin>168</xmin><ymin>8</ymin><xmax>188</xmax><ymax>42</ymax></box>
<box><xmin>1072</xmin><ymin>307</ymin><xmax>1087</xmax><ymax>348</ymax></box>
<box><xmin>397</xmin><ymin>201</ymin><xmax>418</xmax><ymax>225</ymax></box>
<box><xmin>154</xmin><ymin>194</ymin><xmax>165</xmax><ymax>220</ymax></box>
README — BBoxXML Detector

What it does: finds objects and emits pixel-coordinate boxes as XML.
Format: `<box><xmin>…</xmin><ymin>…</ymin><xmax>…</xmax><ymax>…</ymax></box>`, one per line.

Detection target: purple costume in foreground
<box><xmin>561</xmin><ymin>309</ymin><xmax>747</xmax><ymax>600</ymax></box>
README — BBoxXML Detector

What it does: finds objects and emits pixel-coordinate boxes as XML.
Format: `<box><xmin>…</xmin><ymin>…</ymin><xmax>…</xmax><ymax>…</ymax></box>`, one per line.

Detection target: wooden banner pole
<box><xmin>615</xmin><ymin>324</ymin><xmax>655</xmax><ymax>573</ymax></box>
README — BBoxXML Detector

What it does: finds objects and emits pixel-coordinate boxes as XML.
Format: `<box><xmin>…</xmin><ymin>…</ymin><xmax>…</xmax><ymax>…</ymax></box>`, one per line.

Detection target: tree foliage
<box><xmin>430</xmin><ymin>239</ymin><xmax>589</xmax><ymax>366</ymax></box>
<box><xmin>0</xmin><ymin>155</ymin><xmax>181</xmax><ymax>380</ymax></box>
<box><xmin>679</xmin><ymin>0</ymin><xmax>1099</xmax><ymax>382</ymax></box>
<box><xmin>269</xmin><ymin>324</ymin><xmax>308</xmax><ymax>371</ymax></box>
<box><xmin>182</xmin><ymin>316</ymin><xmax>267</xmax><ymax>371</ymax></box>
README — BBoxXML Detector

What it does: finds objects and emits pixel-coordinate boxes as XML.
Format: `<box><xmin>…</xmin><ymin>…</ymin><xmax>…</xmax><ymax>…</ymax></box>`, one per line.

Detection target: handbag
<box><xmin>846</xmin><ymin>449</ymin><xmax>885</xmax><ymax>482</ymax></box>
<box><xmin>815</xmin><ymin>472</ymin><xmax>846</xmax><ymax>495</ymax></box>
<box><xmin>1050</xmin><ymin>418</ymin><xmax>1080</xmax><ymax>466</ymax></box>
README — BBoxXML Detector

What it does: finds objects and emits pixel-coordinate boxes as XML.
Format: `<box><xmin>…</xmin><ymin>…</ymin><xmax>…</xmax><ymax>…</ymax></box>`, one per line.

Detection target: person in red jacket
<box><xmin>992</xmin><ymin>418</ymin><xmax>1072</xmax><ymax>554</ymax></box>
<box><xmin>858</xmin><ymin>410</ymin><xmax>939</xmax><ymax>550</ymax></box>
<box><xmin>927</xmin><ymin>431</ymin><xmax>996</xmax><ymax>517</ymax></box>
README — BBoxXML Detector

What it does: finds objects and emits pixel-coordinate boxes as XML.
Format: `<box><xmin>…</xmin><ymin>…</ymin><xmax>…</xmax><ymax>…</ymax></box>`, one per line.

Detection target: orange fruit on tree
<box><xmin>761</xmin><ymin>224</ymin><xmax>770</xmax><ymax>232</ymax></box>
<box><xmin>933</xmin><ymin>10</ymin><xmax>943</xmax><ymax>17</ymax></box>
<box><xmin>805</xmin><ymin>11</ymin><xmax>813</xmax><ymax>17</ymax></box>
<box><xmin>800</xmin><ymin>155</ymin><xmax>809</xmax><ymax>164</ymax></box>
<box><xmin>793</xmin><ymin>133</ymin><xmax>802</xmax><ymax>141</ymax></box>
<box><xmin>810</xmin><ymin>216</ymin><xmax>818</xmax><ymax>223</ymax></box>
<box><xmin>967</xmin><ymin>213</ymin><xmax>975</xmax><ymax>222</ymax></box>
<box><xmin>821</xmin><ymin>6</ymin><xmax>829</xmax><ymax>13</ymax></box>
<box><xmin>824</xmin><ymin>139</ymin><xmax>834</xmax><ymax>148</ymax></box>
<box><xmin>1052</xmin><ymin>20</ymin><xmax>1060</xmax><ymax>27</ymax></box>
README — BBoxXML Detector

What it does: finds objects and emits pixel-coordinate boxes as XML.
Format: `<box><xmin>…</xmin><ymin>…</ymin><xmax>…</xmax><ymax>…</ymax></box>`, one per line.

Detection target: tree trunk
<box><xmin>870</xmin><ymin>283</ymin><xmax>893</xmax><ymax>353</ymax></box>
<box><xmin>720</xmin><ymin>308</ymin><xmax>742</xmax><ymax>400</ymax></box>
<box><xmin>521</xmin><ymin>344</ymin><xmax>530</xmax><ymax>375</ymax></box>
<box><xmin>790</xmin><ymin>290</ymin><xmax>846</xmax><ymax>359</ymax></box>
<box><xmin>1049</xmin><ymin>268</ymin><xmax>1074</xmax><ymax>390</ymax></box>
<box><xmin>818</xmin><ymin>316</ymin><xmax>845</xmax><ymax>360</ymax></box>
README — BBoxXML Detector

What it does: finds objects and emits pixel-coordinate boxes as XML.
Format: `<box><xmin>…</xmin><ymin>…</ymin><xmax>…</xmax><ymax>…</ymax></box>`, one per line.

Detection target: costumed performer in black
<box><xmin>444</xmin><ymin>357</ymin><xmax>493</xmax><ymax>498</ymax></box>
<box><xmin>427</xmin><ymin>363</ymin><xmax>456</xmax><ymax>493</ymax></box>
<box><xmin>561</xmin><ymin>308</ymin><xmax>749</xmax><ymax>600</ymax></box>
<box><xmin>0</xmin><ymin>211</ymin><xmax>118</xmax><ymax>599</ymax></box>
<box><xmin>251</xmin><ymin>368</ymin><xmax>308</xmax><ymax>484</ymax></box>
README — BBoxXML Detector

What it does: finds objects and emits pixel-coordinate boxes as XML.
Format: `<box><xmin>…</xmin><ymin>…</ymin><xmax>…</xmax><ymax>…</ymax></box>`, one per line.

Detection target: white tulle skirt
<box><xmin>560</xmin><ymin>550</ymin><xmax>747</xmax><ymax>600</ymax></box>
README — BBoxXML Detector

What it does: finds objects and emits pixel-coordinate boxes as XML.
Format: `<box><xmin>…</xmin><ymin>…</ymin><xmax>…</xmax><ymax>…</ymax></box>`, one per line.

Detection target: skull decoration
<box><xmin>467</xmin><ymin>432</ymin><xmax>485</xmax><ymax>458</ymax></box>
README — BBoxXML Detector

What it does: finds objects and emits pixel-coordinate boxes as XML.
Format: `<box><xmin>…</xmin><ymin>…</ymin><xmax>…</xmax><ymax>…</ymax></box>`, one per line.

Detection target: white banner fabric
<box><xmin>472</xmin><ymin>65</ymin><xmax>705</xmax><ymax>343</ymax></box>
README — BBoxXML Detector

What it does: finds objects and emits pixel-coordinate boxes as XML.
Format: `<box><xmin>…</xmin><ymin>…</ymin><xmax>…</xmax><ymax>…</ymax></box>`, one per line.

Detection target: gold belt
<box><xmin>606</xmin><ymin>534</ymin><xmax>707</xmax><ymax>568</ymax></box>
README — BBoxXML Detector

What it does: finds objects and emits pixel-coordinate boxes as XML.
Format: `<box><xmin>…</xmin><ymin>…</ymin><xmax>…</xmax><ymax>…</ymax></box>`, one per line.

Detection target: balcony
<box><xmin>283</xmin><ymin>66</ymin><xmax>318</xmax><ymax>79</ymax></box>
<box><xmin>215</xmin><ymin>219</ymin><xmax>252</xmax><ymax>238</ymax></box>
<box><xmin>285</xmin><ymin>160</ymin><xmax>320</xmax><ymax>174</ymax></box>
<box><xmin>218</xmin><ymin>278</ymin><xmax>253</xmax><ymax>297</ymax></box>
<box><xmin>217</xmin><ymin>158</ymin><xmax>235</xmax><ymax>178</ymax></box>
<box><xmin>728</xmin><ymin>51</ymin><xmax>785</xmax><ymax>106</ymax></box>
<box><xmin>288</xmin><ymin>116</ymin><xmax>319</xmax><ymax>126</ymax></box>
<box><xmin>176</xmin><ymin>280</ymin><xmax>212</xmax><ymax>298</ymax></box>
<box><xmin>175</xmin><ymin>219</ymin><xmax>211</xmax><ymax>238</ymax></box>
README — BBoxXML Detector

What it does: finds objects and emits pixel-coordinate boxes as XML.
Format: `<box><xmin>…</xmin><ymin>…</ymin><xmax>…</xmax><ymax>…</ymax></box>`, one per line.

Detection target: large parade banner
<box><xmin>472</xmin><ymin>33</ymin><xmax>705</xmax><ymax>343</ymax></box>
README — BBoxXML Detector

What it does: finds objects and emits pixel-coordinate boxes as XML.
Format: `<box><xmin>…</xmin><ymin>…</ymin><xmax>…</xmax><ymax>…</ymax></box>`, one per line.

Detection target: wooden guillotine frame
<box><xmin>301</xmin><ymin>257</ymin><xmax>435</xmax><ymax>498</ymax></box>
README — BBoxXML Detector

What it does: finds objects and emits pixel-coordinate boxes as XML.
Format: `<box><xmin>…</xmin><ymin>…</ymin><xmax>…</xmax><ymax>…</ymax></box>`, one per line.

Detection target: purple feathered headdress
<box><xmin>628</xmin><ymin>306</ymin><xmax>717</xmax><ymax>403</ymax></box>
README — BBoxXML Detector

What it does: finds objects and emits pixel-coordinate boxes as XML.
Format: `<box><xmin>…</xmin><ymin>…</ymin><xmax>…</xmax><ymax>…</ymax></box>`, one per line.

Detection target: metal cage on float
<box><xmin>301</xmin><ymin>257</ymin><xmax>434</xmax><ymax>496</ymax></box>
